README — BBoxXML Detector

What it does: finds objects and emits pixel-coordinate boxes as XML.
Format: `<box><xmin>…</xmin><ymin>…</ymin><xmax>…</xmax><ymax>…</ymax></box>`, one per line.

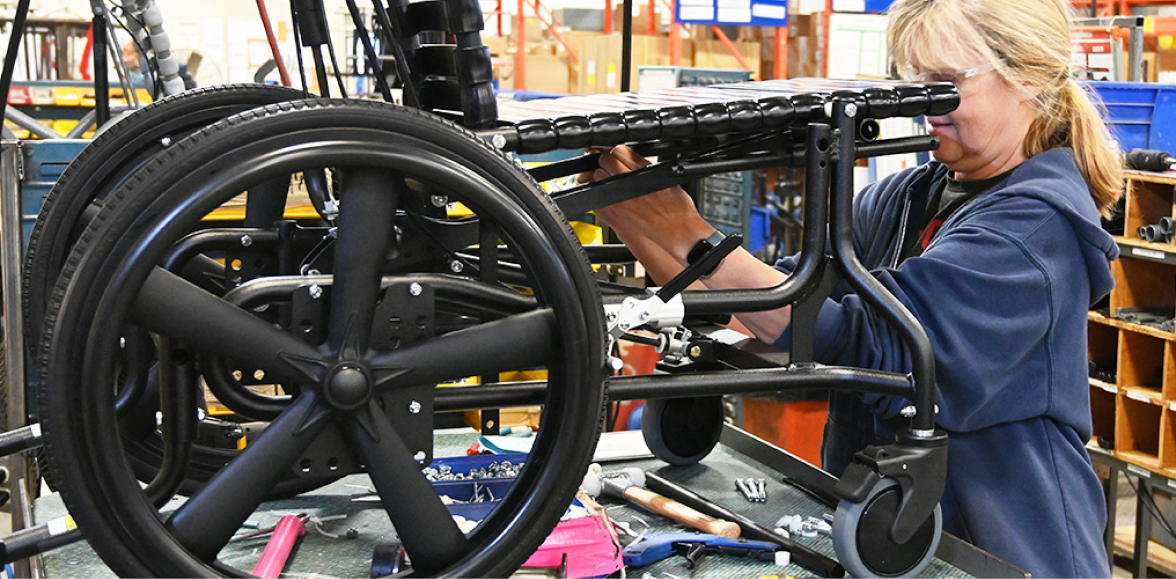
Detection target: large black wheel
<box><xmin>39</xmin><ymin>100</ymin><xmax>607</xmax><ymax>577</ymax></box>
<box><xmin>21</xmin><ymin>83</ymin><xmax>311</xmax><ymax>495</ymax></box>
<box><xmin>22</xmin><ymin>83</ymin><xmax>307</xmax><ymax>355</ymax></box>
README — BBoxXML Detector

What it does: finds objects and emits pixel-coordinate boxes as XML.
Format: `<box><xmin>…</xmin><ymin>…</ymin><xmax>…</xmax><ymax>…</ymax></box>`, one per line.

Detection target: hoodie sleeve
<box><xmin>798</xmin><ymin>193</ymin><xmax>1091</xmax><ymax>432</ymax></box>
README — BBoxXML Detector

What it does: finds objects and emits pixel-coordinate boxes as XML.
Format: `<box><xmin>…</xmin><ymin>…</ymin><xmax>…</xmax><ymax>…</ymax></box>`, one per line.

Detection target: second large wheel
<box><xmin>39</xmin><ymin>100</ymin><xmax>608</xmax><ymax>577</ymax></box>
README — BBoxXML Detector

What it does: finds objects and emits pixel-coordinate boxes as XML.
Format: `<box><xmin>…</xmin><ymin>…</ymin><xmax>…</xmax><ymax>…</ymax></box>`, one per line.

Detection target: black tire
<box><xmin>22</xmin><ymin>83</ymin><xmax>307</xmax><ymax>357</ymax></box>
<box><xmin>39</xmin><ymin>99</ymin><xmax>607</xmax><ymax>577</ymax></box>
<box><xmin>832</xmin><ymin>478</ymin><xmax>942</xmax><ymax>578</ymax></box>
<box><xmin>641</xmin><ymin>396</ymin><xmax>724</xmax><ymax>465</ymax></box>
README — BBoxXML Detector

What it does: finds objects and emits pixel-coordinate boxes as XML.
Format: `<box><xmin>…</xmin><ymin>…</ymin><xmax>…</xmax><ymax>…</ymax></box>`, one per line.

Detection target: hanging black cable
<box><xmin>288</xmin><ymin>0</ymin><xmax>311</xmax><ymax>95</ymax></box>
<box><xmin>371</xmin><ymin>0</ymin><xmax>420</xmax><ymax>108</ymax></box>
<box><xmin>324</xmin><ymin>31</ymin><xmax>348</xmax><ymax>97</ymax></box>
<box><xmin>311</xmin><ymin>48</ymin><xmax>331</xmax><ymax>97</ymax></box>
<box><xmin>1126</xmin><ymin>475</ymin><xmax>1176</xmax><ymax>540</ymax></box>
<box><xmin>342</xmin><ymin>0</ymin><xmax>392</xmax><ymax>102</ymax></box>
<box><xmin>0</xmin><ymin>0</ymin><xmax>33</xmax><ymax>128</ymax></box>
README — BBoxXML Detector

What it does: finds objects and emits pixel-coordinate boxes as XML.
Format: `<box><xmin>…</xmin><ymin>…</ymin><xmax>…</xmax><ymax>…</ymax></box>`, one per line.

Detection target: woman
<box><xmin>585</xmin><ymin>0</ymin><xmax>1122</xmax><ymax>575</ymax></box>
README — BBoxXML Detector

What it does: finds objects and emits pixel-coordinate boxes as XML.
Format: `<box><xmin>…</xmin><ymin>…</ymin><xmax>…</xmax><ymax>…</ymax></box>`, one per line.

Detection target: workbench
<box><xmin>34</xmin><ymin>424</ymin><xmax>1025</xmax><ymax>578</ymax></box>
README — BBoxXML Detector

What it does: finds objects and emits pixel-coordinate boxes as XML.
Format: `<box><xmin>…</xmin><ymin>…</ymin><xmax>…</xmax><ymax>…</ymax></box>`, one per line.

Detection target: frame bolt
<box><xmin>409</xmin><ymin>282</ymin><xmax>423</xmax><ymax>296</ymax></box>
<box><xmin>308</xmin><ymin>284</ymin><xmax>323</xmax><ymax>300</ymax></box>
<box><xmin>844</xmin><ymin>103</ymin><xmax>858</xmax><ymax>117</ymax></box>
<box><xmin>689</xmin><ymin>345</ymin><xmax>702</xmax><ymax>358</ymax></box>
<box><xmin>160</xmin><ymin>136</ymin><xmax>172</xmax><ymax>147</ymax></box>
<box><xmin>431</xmin><ymin>195</ymin><xmax>449</xmax><ymax>208</ymax></box>
<box><xmin>408</xmin><ymin>400</ymin><xmax>422</xmax><ymax>414</ymax></box>
<box><xmin>900</xmin><ymin>405</ymin><xmax>916</xmax><ymax>418</ymax></box>
<box><xmin>240</xmin><ymin>234</ymin><xmax>252</xmax><ymax>247</ymax></box>
<box><xmin>449</xmin><ymin>260</ymin><xmax>464</xmax><ymax>273</ymax></box>
<box><xmin>491</xmin><ymin>134</ymin><xmax>507</xmax><ymax>149</ymax></box>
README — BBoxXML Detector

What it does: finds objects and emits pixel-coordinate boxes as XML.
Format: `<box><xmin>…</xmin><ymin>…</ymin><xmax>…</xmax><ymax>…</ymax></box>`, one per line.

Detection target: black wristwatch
<box><xmin>686</xmin><ymin>229</ymin><xmax>727</xmax><ymax>278</ymax></box>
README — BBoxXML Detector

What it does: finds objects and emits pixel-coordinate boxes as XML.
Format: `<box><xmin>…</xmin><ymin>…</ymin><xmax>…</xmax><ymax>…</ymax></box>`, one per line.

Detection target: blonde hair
<box><xmin>887</xmin><ymin>0</ymin><xmax>1124</xmax><ymax>217</ymax></box>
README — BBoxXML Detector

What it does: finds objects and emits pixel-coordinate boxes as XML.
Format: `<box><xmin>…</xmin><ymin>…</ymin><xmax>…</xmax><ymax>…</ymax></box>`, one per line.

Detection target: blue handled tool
<box><xmin>622</xmin><ymin>532</ymin><xmax>783</xmax><ymax>568</ymax></box>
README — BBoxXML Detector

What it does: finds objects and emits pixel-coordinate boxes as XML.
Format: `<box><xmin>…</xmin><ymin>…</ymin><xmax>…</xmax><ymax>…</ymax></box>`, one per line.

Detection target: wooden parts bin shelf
<box><xmin>1089</xmin><ymin>170</ymin><xmax>1176</xmax><ymax>475</ymax></box>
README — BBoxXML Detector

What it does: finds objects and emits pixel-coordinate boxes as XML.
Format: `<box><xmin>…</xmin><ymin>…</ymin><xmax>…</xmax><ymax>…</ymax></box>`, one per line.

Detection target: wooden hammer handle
<box><xmin>623</xmin><ymin>486</ymin><xmax>741</xmax><ymax>538</ymax></box>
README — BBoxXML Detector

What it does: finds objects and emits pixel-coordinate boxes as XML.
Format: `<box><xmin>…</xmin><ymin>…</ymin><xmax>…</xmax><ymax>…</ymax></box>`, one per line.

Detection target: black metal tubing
<box><xmin>0</xmin><ymin>0</ymin><xmax>31</xmax><ymax>128</ymax></box>
<box><xmin>0</xmin><ymin>425</ymin><xmax>41</xmax><ymax>457</ymax></box>
<box><xmin>92</xmin><ymin>9</ymin><xmax>110</xmax><ymax>128</ymax></box>
<box><xmin>219</xmin><ymin>273</ymin><xmax>537</xmax><ymax>318</ymax></box>
<box><xmin>433</xmin><ymin>365</ymin><xmax>913</xmax><ymax>411</ymax></box>
<box><xmin>677</xmin><ymin>123</ymin><xmax>832</xmax><ymax>315</ymax></box>
<box><xmin>828</xmin><ymin>97</ymin><xmax>936</xmax><ymax>432</ymax></box>
<box><xmin>161</xmin><ymin>229</ymin><xmax>280</xmax><ymax>272</ymax></box>
<box><xmin>143</xmin><ymin>341</ymin><xmax>198</xmax><ymax>508</ymax></box>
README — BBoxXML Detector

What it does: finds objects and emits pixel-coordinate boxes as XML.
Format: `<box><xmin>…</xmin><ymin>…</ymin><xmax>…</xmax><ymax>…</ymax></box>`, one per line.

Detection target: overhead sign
<box><xmin>675</xmin><ymin>0</ymin><xmax>788</xmax><ymax>27</ymax></box>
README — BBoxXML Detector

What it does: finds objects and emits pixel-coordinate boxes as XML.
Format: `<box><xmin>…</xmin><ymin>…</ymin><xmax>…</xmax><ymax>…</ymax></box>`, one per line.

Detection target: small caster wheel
<box><xmin>641</xmin><ymin>396</ymin><xmax>723</xmax><ymax>465</ymax></box>
<box><xmin>832</xmin><ymin>478</ymin><xmax>942</xmax><ymax>577</ymax></box>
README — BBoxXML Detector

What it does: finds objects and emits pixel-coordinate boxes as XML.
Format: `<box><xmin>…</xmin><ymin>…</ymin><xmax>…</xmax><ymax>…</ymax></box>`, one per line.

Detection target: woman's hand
<box><xmin>578</xmin><ymin>145</ymin><xmax>794</xmax><ymax>343</ymax></box>
<box><xmin>578</xmin><ymin>145</ymin><xmax>714</xmax><ymax>265</ymax></box>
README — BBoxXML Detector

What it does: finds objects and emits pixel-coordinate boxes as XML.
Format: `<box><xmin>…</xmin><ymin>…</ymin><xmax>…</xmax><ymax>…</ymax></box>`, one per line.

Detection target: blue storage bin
<box><xmin>1084</xmin><ymin>81</ymin><xmax>1176</xmax><ymax>154</ymax></box>
<box><xmin>426</xmin><ymin>453</ymin><xmax>527</xmax><ymax>520</ymax></box>
<box><xmin>19</xmin><ymin>140</ymin><xmax>87</xmax><ymax>251</ymax></box>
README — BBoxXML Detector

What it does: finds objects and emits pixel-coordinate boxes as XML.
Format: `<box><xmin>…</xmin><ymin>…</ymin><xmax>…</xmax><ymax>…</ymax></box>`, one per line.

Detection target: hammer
<box><xmin>582</xmin><ymin>467</ymin><xmax>741</xmax><ymax>538</ymax></box>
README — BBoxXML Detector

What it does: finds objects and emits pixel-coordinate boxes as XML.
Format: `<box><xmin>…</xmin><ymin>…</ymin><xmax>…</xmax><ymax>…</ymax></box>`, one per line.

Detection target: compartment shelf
<box><xmin>1117</xmin><ymin>391</ymin><xmax>1163</xmax><ymax>467</ymax></box>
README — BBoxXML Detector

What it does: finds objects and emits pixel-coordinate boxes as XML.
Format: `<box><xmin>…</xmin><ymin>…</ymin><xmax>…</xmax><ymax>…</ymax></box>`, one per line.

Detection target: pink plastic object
<box><xmin>252</xmin><ymin>515</ymin><xmax>307</xmax><ymax>579</ymax></box>
<box><xmin>522</xmin><ymin>514</ymin><xmax>623</xmax><ymax>578</ymax></box>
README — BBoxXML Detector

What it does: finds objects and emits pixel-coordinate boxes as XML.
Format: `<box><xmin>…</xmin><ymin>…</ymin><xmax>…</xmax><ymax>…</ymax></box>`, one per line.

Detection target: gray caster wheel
<box><xmin>832</xmin><ymin>478</ymin><xmax>942</xmax><ymax>577</ymax></box>
<box><xmin>641</xmin><ymin>396</ymin><xmax>723</xmax><ymax>465</ymax></box>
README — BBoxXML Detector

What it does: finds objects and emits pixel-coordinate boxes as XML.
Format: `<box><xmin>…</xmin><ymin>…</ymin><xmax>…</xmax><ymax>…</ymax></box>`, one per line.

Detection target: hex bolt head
<box><xmin>240</xmin><ymin>234</ymin><xmax>253</xmax><ymax>247</ymax></box>
<box><xmin>639</xmin><ymin>311</ymin><xmax>650</xmax><ymax>321</ymax></box>
<box><xmin>844</xmin><ymin>103</ymin><xmax>858</xmax><ymax>117</ymax></box>
<box><xmin>431</xmin><ymin>195</ymin><xmax>449</xmax><ymax>208</ymax></box>
<box><xmin>491</xmin><ymin>134</ymin><xmax>507</xmax><ymax>149</ymax></box>
<box><xmin>900</xmin><ymin>405</ymin><xmax>916</xmax><ymax>418</ymax></box>
<box><xmin>408</xmin><ymin>400</ymin><xmax>422</xmax><ymax>414</ymax></box>
<box><xmin>689</xmin><ymin>345</ymin><xmax>703</xmax><ymax>358</ymax></box>
<box><xmin>409</xmin><ymin>282</ymin><xmax>423</xmax><ymax>296</ymax></box>
<box><xmin>449</xmin><ymin>260</ymin><xmax>464</xmax><ymax>273</ymax></box>
<box><xmin>160</xmin><ymin>136</ymin><xmax>172</xmax><ymax>147</ymax></box>
<box><xmin>308</xmin><ymin>284</ymin><xmax>323</xmax><ymax>300</ymax></box>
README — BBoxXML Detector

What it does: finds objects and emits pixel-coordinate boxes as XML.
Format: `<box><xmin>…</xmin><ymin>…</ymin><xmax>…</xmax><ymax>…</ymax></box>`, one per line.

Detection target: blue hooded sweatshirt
<box><xmin>776</xmin><ymin>148</ymin><xmax>1115</xmax><ymax>578</ymax></box>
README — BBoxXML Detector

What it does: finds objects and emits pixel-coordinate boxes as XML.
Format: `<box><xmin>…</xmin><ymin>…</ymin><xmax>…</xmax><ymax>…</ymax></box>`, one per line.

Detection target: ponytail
<box><xmin>1023</xmin><ymin>80</ymin><xmax>1123</xmax><ymax>218</ymax></box>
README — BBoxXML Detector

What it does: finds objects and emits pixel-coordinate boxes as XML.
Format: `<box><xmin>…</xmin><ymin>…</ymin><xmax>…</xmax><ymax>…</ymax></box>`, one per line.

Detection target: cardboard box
<box><xmin>692</xmin><ymin>39</ymin><xmax>760</xmax><ymax>76</ymax></box>
<box><xmin>509</xmin><ymin>53</ymin><xmax>571</xmax><ymax>94</ymax></box>
<box><xmin>483</xmin><ymin>35</ymin><xmax>510</xmax><ymax>57</ymax></box>
<box><xmin>601</xmin><ymin>35</ymin><xmax>694</xmax><ymax>92</ymax></box>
